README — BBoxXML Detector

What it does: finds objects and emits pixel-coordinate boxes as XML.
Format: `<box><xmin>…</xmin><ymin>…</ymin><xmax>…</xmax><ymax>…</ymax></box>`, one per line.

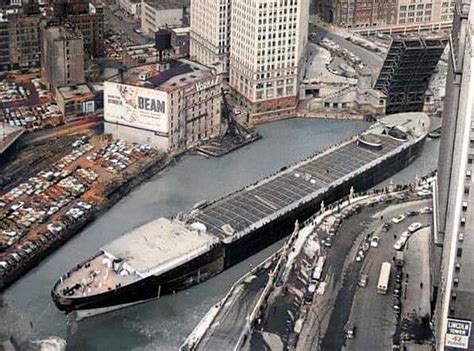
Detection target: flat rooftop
<box><xmin>46</xmin><ymin>25</ymin><xmax>82</xmax><ymax>41</ymax></box>
<box><xmin>143</xmin><ymin>0</ymin><xmax>189</xmax><ymax>10</ymax></box>
<box><xmin>57</xmin><ymin>84</ymin><xmax>93</xmax><ymax>100</ymax></box>
<box><xmin>191</xmin><ymin>113</ymin><xmax>430</xmax><ymax>240</ymax></box>
<box><xmin>145</xmin><ymin>59</ymin><xmax>211</xmax><ymax>91</ymax></box>
<box><xmin>123</xmin><ymin>59</ymin><xmax>212</xmax><ymax>91</ymax></box>
<box><xmin>102</xmin><ymin>217</ymin><xmax>218</xmax><ymax>277</ymax></box>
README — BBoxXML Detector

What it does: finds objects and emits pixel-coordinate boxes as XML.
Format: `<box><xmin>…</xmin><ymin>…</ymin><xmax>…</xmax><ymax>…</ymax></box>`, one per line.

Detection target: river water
<box><xmin>0</xmin><ymin>118</ymin><xmax>439</xmax><ymax>351</ymax></box>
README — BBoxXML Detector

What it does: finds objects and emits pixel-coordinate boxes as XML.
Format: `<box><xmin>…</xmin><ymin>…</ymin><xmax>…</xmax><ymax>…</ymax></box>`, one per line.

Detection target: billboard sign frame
<box><xmin>104</xmin><ymin>82</ymin><xmax>169</xmax><ymax>134</ymax></box>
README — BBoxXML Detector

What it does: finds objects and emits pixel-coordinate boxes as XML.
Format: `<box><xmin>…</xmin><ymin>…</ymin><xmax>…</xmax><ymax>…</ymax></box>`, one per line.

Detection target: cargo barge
<box><xmin>52</xmin><ymin>112</ymin><xmax>430</xmax><ymax>313</ymax></box>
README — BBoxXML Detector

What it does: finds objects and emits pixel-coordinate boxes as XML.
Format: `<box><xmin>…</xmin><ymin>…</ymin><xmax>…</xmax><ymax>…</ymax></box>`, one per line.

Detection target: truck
<box><xmin>377</xmin><ymin>262</ymin><xmax>391</xmax><ymax>294</ymax></box>
<box><xmin>312</xmin><ymin>256</ymin><xmax>326</xmax><ymax>281</ymax></box>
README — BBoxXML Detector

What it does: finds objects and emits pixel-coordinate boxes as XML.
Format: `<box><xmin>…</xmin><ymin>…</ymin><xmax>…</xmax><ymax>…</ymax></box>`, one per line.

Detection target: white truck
<box><xmin>312</xmin><ymin>256</ymin><xmax>326</xmax><ymax>281</ymax></box>
<box><xmin>377</xmin><ymin>262</ymin><xmax>391</xmax><ymax>294</ymax></box>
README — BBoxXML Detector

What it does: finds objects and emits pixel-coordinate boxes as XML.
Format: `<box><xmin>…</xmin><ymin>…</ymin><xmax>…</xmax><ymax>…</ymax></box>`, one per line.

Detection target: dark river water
<box><xmin>0</xmin><ymin>118</ymin><xmax>440</xmax><ymax>350</ymax></box>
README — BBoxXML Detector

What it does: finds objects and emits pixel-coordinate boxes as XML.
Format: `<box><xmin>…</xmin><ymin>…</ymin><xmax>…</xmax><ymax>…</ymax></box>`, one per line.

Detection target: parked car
<box><xmin>392</xmin><ymin>214</ymin><xmax>406</xmax><ymax>224</ymax></box>
<box><xmin>370</xmin><ymin>236</ymin><xmax>380</xmax><ymax>248</ymax></box>
<box><xmin>358</xmin><ymin>273</ymin><xmax>368</xmax><ymax>288</ymax></box>
<box><xmin>345</xmin><ymin>322</ymin><xmax>356</xmax><ymax>339</ymax></box>
<box><xmin>408</xmin><ymin>222</ymin><xmax>422</xmax><ymax>233</ymax></box>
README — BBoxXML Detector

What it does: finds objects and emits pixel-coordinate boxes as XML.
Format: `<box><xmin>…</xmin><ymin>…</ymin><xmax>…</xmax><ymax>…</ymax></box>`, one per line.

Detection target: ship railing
<box><xmin>189</xmin><ymin>134</ymin><xmax>362</xmax><ymax>217</ymax></box>
<box><xmin>53</xmin><ymin>251</ymin><xmax>104</xmax><ymax>295</ymax></box>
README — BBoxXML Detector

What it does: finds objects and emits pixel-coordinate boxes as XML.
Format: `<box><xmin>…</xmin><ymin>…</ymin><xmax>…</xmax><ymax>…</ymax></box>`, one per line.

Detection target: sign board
<box><xmin>445</xmin><ymin>318</ymin><xmax>472</xmax><ymax>349</ymax></box>
<box><xmin>104</xmin><ymin>82</ymin><xmax>169</xmax><ymax>133</ymax></box>
<box><xmin>195</xmin><ymin>77</ymin><xmax>219</xmax><ymax>92</ymax></box>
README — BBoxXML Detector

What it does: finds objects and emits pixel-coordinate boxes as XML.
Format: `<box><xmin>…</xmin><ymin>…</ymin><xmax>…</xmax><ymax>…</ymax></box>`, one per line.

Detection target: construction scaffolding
<box><xmin>375</xmin><ymin>37</ymin><xmax>447</xmax><ymax>114</ymax></box>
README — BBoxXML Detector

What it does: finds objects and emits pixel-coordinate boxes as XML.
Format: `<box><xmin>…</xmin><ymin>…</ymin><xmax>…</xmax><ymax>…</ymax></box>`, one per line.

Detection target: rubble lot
<box><xmin>0</xmin><ymin>135</ymin><xmax>159</xmax><ymax>280</ymax></box>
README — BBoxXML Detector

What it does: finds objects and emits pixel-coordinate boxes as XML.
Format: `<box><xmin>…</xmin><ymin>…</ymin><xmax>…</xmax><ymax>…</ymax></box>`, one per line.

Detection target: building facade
<box><xmin>118</xmin><ymin>0</ymin><xmax>141</xmax><ymax>19</ymax></box>
<box><xmin>229</xmin><ymin>0</ymin><xmax>309</xmax><ymax>122</ymax></box>
<box><xmin>41</xmin><ymin>25</ymin><xmax>85</xmax><ymax>89</ymax></box>
<box><xmin>104</xmin><ymin>60</ymin><xmax>222</xmax><ymax>152</ymax></box>
<box><xmin>55</xmin><ymin>83</ymin><xmax>96</xmax><ymax>121</ymax></box>
<box><xmin>317</xmin><ymin>0</ymin><xmax>455</xmax><ymax>30</ymax></box>
<box><xmin>190</xmin><ymin>0</ymin><xmax>231</xmax><ymax>74</ymax></box>
<box><xmin>435</xmin><ymin>0</ymin><xmax>474</xmax><ymax>349</ymax></box>
<box><xmin>50</xmin><ymin>0</ymin><xmax>105</xmax><ymax>58</ymax></box>
<box><xmin>170</xmin><ymin>27</ymin><xmax>189</xmax><ymax>59</ymax></box>
<box><xmin>141</xmin><ymin>0</ymin><xmax>189</xmax><ymax>36</ymax></box>
<box><xmin>0</xmin><ymin>10</ymin><xmax>41</xmax><ymax>72</ymax></box>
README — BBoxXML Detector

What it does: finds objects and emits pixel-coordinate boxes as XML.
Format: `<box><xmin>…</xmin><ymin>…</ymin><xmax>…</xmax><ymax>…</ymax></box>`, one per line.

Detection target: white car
<box><xmin>408</xmin><ymin>222</ymin><xmax>422</xmax><ymax>233</ymax></box>
<box><xmin>420</xmin><ymin>207</ymin><xmax>433</xmax><ymax>214</ymax></box>
<box><xmin>370</xmin><ymin>236</ymin><xmax>380</xmax><ymax>248</ymax></box>
<box><xmin>417</xmin><ymin>189</ymin><xmax>431</xmax><ymax>197</ymax></box>
<box><xmin>392</xmin><ymin>214</ymin><xmax>406</xmax><ymax>224</ymax></box>
<box><xmin>394</xmin><ymin>233</ymin><xmax>409</xmax><ymax>250</ymax></box>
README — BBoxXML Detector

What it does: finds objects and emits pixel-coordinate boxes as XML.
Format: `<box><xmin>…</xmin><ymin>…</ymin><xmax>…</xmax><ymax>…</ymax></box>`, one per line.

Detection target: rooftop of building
<box><xmin>142</xmin><ymin>0</ymin><xmax>189</xmax><ymax>10</ymax></box>
<box><xmin>124</xmin><ymin>59</ymin><xmax>214</xmax><ymax>92</ymax></box>
<box><xmin>171</xmin><ymin>26</ymin><xmax>190</xmax><ymax>35</ymax></box>
<box><xmin>45</xmin><ymin>24</ymin><xmax>82</xmax><ymax>41</ymax></box>
<box><xmin>57</xmin><ymin>84</ymin><xmax>93</xmax><ymax>100</ymax></box>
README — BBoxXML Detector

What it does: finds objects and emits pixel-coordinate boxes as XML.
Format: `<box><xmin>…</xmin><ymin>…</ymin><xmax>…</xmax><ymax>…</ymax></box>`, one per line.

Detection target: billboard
<box><xmin>104</xmin><ymin>82</ymin><xmax>169</xmax><ymax>133</ymax></box>
<box><xmin>446</xmin><ymin>318</ymin><xmax>472</xmax><ymax>349</ymax></box>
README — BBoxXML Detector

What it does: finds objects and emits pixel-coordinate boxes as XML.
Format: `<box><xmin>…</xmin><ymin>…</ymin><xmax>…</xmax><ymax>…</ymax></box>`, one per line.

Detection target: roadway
<box><xmin>103</xmin><ymin>5</ymin><xmax>149</xmax><ymax>45</ymax></box>
<box><xmin>345</xmin><ymin>198</ymin><xmax>433</xmax><ymax>351</ymax></box>
<box><xmin>309</xmin><ymin>24</ymin><xmax>384</xmax><ymax>79</ymax></box>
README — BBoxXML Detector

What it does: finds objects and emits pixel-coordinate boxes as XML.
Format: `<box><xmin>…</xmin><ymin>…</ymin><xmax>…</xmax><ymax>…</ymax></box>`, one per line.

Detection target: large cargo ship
<box><xmin>52</xmin><ymin>113</ymin><xmax>430</xmax><ymax>314</ymax></box>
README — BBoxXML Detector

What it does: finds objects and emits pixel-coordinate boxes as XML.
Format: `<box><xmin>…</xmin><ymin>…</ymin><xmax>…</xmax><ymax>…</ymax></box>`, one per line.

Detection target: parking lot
<box><xmin>0</xmin><ymin>135</ymin><xmax>160</xmax><ymax>285</ymax></box>
<box><xmin>0</xmin><ymin>76</ymin><xmax>63</xmax><ymax>132</ymax></box>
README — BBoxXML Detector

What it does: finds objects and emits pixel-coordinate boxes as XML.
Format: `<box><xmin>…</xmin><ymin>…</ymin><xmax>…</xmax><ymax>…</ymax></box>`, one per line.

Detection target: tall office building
<box><xmin>435</xmin><ymin>0</ymin><xmax>474</xmax><ymax>349</ymax></box>
<box><xmin>190</xmin><ymin>0</ymin><xmax>231</xmax><ymax>74</ymax></box>
<box><xmin>41</xmin><ymin>25</ymin><xmax>85</xmax><ymax>89</ymax></box>
<box><xmin>229</xmin><ymin>0</ymin><xmax>309</xmax><ymax>122</ymax></box>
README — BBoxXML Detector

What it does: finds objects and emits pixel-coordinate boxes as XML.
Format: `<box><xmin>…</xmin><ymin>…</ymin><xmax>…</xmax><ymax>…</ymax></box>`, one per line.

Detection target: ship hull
<box><xmin>53</xmin><ymin>135</ymin><xmax>426</xmax><ymax>313</ymax></box>
<box><xmin>53</xmin><ymin>244</ymin><xmax>225</xmax><ymax>313</ymax></box>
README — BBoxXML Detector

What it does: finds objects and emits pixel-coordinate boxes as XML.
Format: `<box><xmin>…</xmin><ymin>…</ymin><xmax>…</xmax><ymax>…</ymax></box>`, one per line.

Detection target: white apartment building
<box><xmin>141</xmin><ymin>0</ymin><xmax>189</xmax><ymax>36</ymax></box>
<box><xmin>229</xmin><ymin>0</ymin><xmax>309</xmax><ymax>122</ymax></box>
<box><xmin>190</xmin><ymin>0</ymin><xmax>231</xmax><ymax>75</ymax></box>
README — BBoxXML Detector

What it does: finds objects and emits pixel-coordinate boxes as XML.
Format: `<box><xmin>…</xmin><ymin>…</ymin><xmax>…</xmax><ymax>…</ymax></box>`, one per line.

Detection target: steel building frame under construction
<box><xmin>375</xmin><ymin>37</ymin><xmax>447</xmax><ymax>114</ymax></box>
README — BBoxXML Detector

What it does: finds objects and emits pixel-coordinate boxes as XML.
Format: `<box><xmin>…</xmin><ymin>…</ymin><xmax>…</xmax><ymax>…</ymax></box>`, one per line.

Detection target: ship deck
<box><xmin>191</xmin><ymin>113</ymin><xmax>429</xmax><ymax>240</ymax></box>
<box><xmin>54</xmin><ymin>218</ymin><xmax>220</xmax><ymax>297</ymax></box>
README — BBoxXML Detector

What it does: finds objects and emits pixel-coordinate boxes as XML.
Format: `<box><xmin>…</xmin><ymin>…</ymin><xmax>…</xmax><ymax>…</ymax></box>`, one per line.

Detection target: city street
<box><xmin>103</xmin><ymin>5</ymin><xmax>148</xmax><ymax>45</ymax></box>
<box><xmin>345</xmin><ymin>199</ymin><xmax>433</xmax><ymax>351</ymax></box>
<box><xmin>309</xmin><ymin>25</ymin><xmax>384</xmax><ymax>78</ymax></box>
